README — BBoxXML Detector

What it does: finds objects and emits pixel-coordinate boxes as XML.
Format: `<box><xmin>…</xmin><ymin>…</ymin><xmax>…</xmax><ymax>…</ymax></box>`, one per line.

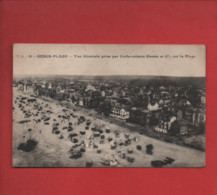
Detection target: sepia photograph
<box><xmin>13</xmin><ymin>44</ymin><xmax>206</xmax><ymax>167</ymax></box>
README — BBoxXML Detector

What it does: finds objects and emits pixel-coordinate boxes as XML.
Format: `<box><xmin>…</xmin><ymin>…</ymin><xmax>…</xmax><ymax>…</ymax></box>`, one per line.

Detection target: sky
<box><xmin>13</xmin><ymin>44</ymin><xmax>206</xmax><ymax>77</ymax></box>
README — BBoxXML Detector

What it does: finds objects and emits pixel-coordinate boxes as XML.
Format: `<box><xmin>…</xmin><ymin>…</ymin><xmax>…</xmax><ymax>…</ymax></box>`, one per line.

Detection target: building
<box><xmin>110</xmin><ymin>105</ymin><xmax>130</xmax><ymax>120</ymax></box>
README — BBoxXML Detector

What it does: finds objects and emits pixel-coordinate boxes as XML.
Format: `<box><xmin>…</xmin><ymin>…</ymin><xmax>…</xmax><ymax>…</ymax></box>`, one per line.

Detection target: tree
<box><xmin>99</xmin><ymin>101</ymin><xmax>111</xmax><ymax>116</ymax></box>
<box><xmin>149</xmin><ymin>114</ymin><xmax>159</xmax><ymax>126</ymax></box>
<box><xmin>100</xmin><ymin>85</ymin><xmax>106</xmax><ymax>91</ymax></box>
<box><xmin>170</xmin><ymin>120</ymin><xmax>180</xmax><ymax>135</ymax></box>
<box><xmin>198</xmin><ymin>122</ymin><xmax>205</xmax><ymax>134</ymax></box>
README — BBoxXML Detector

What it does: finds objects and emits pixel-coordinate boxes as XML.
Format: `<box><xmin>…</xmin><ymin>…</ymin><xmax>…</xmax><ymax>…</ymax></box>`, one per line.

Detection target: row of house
<box><xmin>13</xmin><ymin>79</ymin><xmax>206</xmax><ymax>136</ymax></box>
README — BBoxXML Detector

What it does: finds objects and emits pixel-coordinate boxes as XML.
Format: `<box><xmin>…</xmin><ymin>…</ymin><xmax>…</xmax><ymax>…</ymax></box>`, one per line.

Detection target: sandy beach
<box><xmin>13</xmin><ymin>88</ymin><xmax>205</xmax><ymax>167</ymax></box>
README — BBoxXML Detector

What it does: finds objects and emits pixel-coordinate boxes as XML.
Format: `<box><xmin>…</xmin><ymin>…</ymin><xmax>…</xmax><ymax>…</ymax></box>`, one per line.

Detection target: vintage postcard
<box><xmin>13</xmin><ymin>44</ymin><xmax>206</xmax><ymax>167</ymax></box>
